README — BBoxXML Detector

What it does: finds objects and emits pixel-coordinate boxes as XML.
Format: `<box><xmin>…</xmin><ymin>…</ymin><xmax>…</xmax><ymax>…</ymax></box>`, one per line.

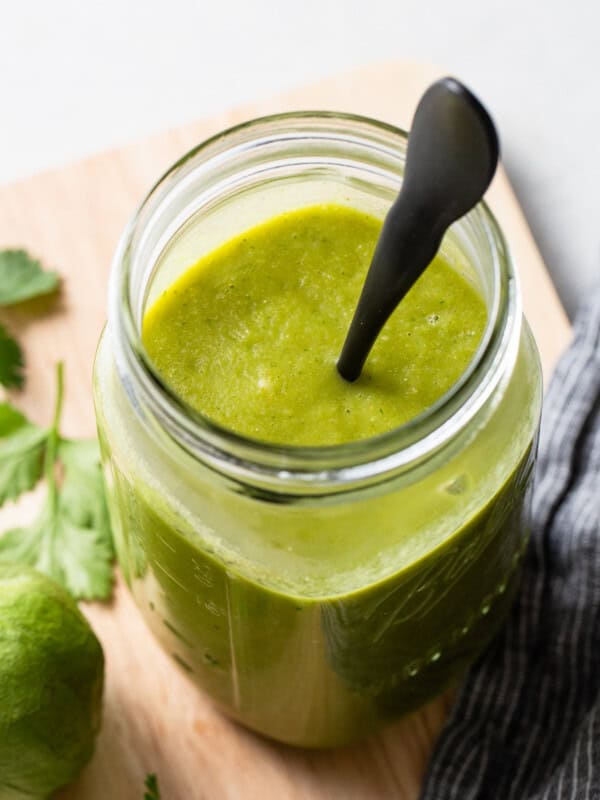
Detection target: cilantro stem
<box><xmin>39</xmin><ymin>362</ymin><xmax>65</xmax><ymax>578</ymax></box>
<box><xmin>44</xmin><ymin>362</ymin><xmax>64</xmax><ymax>510</ymax></box>
<box><xmin>51</xmin><ymin>361</ymin><xmax>64</xmax><ymax>434</ymax></box>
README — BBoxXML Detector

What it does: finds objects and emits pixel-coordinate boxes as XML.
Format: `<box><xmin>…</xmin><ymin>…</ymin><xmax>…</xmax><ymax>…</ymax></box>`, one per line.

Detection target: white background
<box><xmin>1</xmin><ymin>0</ymin><xmax>598</xmax><ymax>316</ymax></box>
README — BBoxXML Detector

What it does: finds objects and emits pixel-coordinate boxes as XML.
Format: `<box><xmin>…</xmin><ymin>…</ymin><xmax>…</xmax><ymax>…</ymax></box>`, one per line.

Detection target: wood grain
<box><xmin>0</xmin><ymin>62</ymin><xmax>571</xmax><ymax>800</ymax></box>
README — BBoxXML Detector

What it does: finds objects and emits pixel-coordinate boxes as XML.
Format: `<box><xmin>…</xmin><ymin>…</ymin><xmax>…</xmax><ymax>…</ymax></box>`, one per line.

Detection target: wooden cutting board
<box><xmin>0</xmin><ymin>62</ymin><xmax>571</xmax><ymax>800</ymax></box>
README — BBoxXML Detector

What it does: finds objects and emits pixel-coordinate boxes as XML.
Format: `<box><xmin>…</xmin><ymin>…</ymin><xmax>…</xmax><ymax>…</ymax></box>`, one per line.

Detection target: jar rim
<box><xmin>109</xmin><ymin>110</ymin><xmax>521</xmax><ymax>492</ymax></box>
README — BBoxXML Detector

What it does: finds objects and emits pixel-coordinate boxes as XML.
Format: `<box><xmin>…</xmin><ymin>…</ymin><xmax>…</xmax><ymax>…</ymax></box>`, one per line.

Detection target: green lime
<box><xmin>0</xmin><ymin>563</ymin><xmax>104</xmax><ymax>799</ymax></box>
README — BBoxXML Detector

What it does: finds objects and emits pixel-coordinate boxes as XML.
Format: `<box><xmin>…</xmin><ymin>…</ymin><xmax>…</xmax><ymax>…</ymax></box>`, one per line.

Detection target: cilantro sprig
<box><xmin>0</xmin><ymin>249</ymin><xmax>59</xmax><ymax>388</ymax></box>
<box><xmin>0</xmin><ymin>363</ymin><xmax>114</xmax><ymax>600</ymax></box>
<box><xmin>144</xmin><ymin>774</ymin><xmax>161</xmax><ymax>799</ymax></box>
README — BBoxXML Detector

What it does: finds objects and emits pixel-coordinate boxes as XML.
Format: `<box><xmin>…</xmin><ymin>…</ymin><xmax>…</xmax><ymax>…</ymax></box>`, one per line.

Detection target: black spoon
<box><xmin>337</xmin><ymin>77</ymin><xmax>500</xmax><ymax>382</ymax></box>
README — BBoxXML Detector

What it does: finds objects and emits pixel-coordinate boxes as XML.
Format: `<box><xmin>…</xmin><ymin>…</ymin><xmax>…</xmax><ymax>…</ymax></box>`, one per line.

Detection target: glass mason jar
<box><xmin>94</xmin><ymin>112</ymin><xmax>542</xmax><ymax>748</ymax></box>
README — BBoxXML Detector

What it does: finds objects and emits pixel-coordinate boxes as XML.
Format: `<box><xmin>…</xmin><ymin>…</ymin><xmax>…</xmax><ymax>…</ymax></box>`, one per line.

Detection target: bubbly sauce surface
<box><xmin>143</xmin><ymin>204</ymin><xmax>487</xmax><ymax>445</ymax></box>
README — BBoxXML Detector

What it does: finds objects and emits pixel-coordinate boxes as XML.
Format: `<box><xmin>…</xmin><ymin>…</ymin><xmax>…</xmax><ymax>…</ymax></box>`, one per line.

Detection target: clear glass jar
<box><xmin>94</xmin><ymin>113</ymin><xmax>542</xmax><ymax>747</ymax></box>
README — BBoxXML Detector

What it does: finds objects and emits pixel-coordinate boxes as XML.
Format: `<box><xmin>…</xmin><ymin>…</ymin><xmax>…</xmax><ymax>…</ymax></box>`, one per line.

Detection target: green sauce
<box><xmin>143</xmin><ymin>205</ymin><xmax>486</xmax><ymax>445</ymax></box>
<box><xmin>97</xmin><ymin>202</ymin><xmax>539</xmax><ymax>746</ymax></box>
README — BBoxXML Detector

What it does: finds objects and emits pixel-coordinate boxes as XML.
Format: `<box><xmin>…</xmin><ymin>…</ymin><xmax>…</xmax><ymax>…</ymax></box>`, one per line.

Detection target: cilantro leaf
<box><xmin>0</xmin><ymin>493</ymin><xmax>113</xmax><ymax>601</ymax></box>
<box><xmin>0</xmin><ymin>365</ymin><xmax>115</xmax><ymax>601</ymax></box>
<box><xmin>0</xmin><ymin>322</ymin><xmax>24</xmax><ymax>388</ymax></box>
<box><xmin>0</xmin><ymin>502</ymin><xmax>51</xmax><ymax>571</ymax></box>
<box><xmin>0</xmin><ymin>403</ymin><xmax>48</xmax><ymax>504</ymax></box>
<box><xmin>144</xmin><ymin>774</ymin><xmax>161</xmax><ymax>799</ymax></box>
<box><xmin>58</xmin><ymin>439</ymin><xmax>112</xmax><ymax>534</ymax></box>
<box><xmin>58</xmin><ymin>437</ymin><xmax>114</xmax><ymax>592</ymax></box>
<box><xmin>0</xmin><ymin>250</ymin><xmax>60</xmax><ymax>389</ymax></box>
<box><xmin>0</xmin><ymin>250</ymin><xmax>59</xmax><ymax>305</ymax></box>
<box><xmin>0</xmin><ymin>443</ymin><xmax>114</xmax><ymax>601</ymax></box>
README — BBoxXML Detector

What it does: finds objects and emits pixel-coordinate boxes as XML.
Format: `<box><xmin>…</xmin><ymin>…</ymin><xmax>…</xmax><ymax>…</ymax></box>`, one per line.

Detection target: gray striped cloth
<box><xmin>420</xmin><ymin>285</ymin><xmax>600</xmax><ymax>800</ymax></box>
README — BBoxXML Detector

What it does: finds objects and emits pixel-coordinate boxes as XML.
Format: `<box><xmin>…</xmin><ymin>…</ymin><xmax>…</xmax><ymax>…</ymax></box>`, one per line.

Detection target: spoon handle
<box><xmin>337</xmin><ymin>193</ymin><xmax>444</xmax><ymax>382</ymax></box>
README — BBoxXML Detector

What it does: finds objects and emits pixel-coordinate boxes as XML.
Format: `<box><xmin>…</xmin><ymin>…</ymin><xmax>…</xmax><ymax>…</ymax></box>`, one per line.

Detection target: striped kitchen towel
<box><xmin>420</xmin><ymin>285</ymin><xmax>600</xmax><ymax>800</ymax></box>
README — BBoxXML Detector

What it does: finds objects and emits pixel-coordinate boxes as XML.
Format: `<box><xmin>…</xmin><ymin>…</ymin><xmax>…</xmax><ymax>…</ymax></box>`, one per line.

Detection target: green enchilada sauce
<box><xmin>143</xmin><ymin>205</ymin><xmax>486</xmax><ymax>445</ymax></box>
<box><xmin>107</xmin><ymin>204</ymin><xmax>533</xmax><ymax>746</ymax></box>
